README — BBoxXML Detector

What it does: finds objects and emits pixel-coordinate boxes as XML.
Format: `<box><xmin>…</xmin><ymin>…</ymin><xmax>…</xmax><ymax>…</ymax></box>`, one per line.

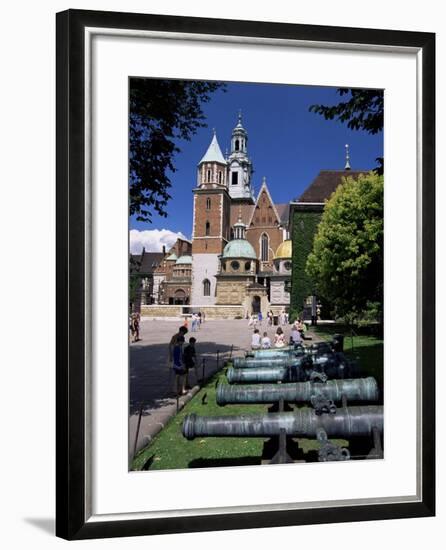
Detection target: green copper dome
<box><xmin>222</xmin><ymin>239</ymin><xmax>256</xmax><ymax>259</ymax></box>
<box><xmin>175</xmin><ymin>255</ymin><xmax>192</xmax><ymax>265</ymax></box>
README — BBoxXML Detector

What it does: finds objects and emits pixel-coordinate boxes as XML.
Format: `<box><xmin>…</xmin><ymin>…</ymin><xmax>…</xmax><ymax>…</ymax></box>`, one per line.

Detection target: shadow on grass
<box><xmin>129</xmin><ymin>342</ymin><xmax>239</xmax><ymax>415</ymax></box>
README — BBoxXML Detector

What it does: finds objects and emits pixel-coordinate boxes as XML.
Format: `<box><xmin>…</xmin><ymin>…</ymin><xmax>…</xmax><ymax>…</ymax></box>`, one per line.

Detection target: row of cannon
<box><xmin>182</xmin><ymin>337</ymin><xmax>383</xmax><ymax>463</ymax></box>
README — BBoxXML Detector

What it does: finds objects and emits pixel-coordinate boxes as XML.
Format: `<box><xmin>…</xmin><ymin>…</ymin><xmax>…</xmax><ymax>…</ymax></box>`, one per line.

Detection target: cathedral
<box><xmin>132</xmin><ymin>114</ymin><xmax>367</xmax><ymax>319</ymax></box>
<box><xmin>147</xmin><ymin>113</ymin><xmax>292</xmax><ymax>315</ymax></box>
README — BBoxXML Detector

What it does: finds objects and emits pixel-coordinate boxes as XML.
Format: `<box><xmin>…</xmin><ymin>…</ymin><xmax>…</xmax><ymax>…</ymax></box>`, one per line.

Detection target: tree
<box><xmin>310</xmin><ymin>88</ymin><xmax>384</xmax><ymax>173</ymax></box>
<box><xmin>306</xmin><ymin>172</ymin><xmax>383</xmax><ymax>322</ymax></box>
<box><xmin>130</xmin><ymin>79</ymin><xmax>225</xmax><ymax>222</ymax></box>
<box><xmin>309</xmin><ymin>88</ymin><xmax>383</xmax><ymax>135</ymax></box>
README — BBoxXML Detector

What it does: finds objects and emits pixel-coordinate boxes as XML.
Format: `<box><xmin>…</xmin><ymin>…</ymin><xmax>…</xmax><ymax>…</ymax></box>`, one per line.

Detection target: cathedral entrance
<box><xmin>173</xmin><ymin>289</ymin><xmax>188</xmax><ymax>305</ymax></box>
<box><xmin>251</xmin><ymin>295</ymin><xmax>261</xmax><ymax>314</ymax></box>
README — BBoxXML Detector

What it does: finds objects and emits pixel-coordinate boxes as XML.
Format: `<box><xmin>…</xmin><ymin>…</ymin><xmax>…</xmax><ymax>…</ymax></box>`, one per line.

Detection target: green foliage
<box><xmin>306</xmin><ymin>172</ymin><xmax>383</xmax><ymax>321</ymax></box>
<box><xmin>309</xmin><ymin>88</ymin><xmax>384</xmax><ymax>173</ymax></box>
<box><xmin>289</xmin><ymin>211</ymin><xmax>322</xmax><ymax>321</ymax></box>
<box><xmin>130</xmin><ymin>79</ymin><xmax>225</xmax><ymax>222</ymax></box>
<box><xmin>129</xmin><ymin>255</ymin><xmax>141</xmax><ymax>309</ymax></box>
<box><xmin>309</xmin><ymin>88</ymin><xmax>383</xmax><ymax>135</ymax></box>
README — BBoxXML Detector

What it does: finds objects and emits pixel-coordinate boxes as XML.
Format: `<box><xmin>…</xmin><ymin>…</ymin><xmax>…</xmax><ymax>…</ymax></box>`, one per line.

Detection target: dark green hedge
<box><xmin>289</xmin><ymin>211</ymin><xmax>321</xmax><ymax>321</ymax></box>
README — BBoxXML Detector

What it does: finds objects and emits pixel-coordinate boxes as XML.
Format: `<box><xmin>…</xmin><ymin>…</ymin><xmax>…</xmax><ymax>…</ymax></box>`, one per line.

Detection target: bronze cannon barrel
<box><xmin>232</xmin><ymin>352</ymin><xmax>335</xmax><ymax>369</ymax></box>
<box><xmin>182</xmin><ymin>405</ymin><xmax>383</xmax><ymax>440</ymax></box>
<box><xmin>216</xmin><ymin>377</ymin><xmax>379</xmax><ymax>405</ymax></box>
<box><xmin>247</xmin><ymin>348</ymin><xmax>296</xmax><ymax>360</ymax></box>
<box><xmin>227</xmin><ymin>358</ymin><xmax>358</xmax><ymax>384</ymax></box>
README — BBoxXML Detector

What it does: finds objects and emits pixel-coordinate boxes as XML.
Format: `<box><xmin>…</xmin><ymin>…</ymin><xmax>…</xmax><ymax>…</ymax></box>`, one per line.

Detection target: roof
<box><xmin>296</xmin><ymin>170</ymin><xmax>368</xmax><ymax>203</ymax></box>
<box><xmin>275</xmin><ymin>240</ymin><xmax>292</xmax><ymax>259</ymax></box>
<box><xmin>230</xmin><ymin>204</ymin><xmax>254</xmax><ymax>226</ymax></box>
<box><xmin>199</xmin><ymin>133</ymin><xmax>227</xmax><ymax>165</ymax></box>
<box><xmin>222</xmin><ymin>239</ymin><xmax>257</xmax><ymax>260</ymax></box>
<box><xmin>166</xmin><ymin>253</ymin><xmax>178</xmax><ymax>261</ymax></box>
<box><xmin>275</xmin><ymin>203</ymin><xmax>290</xmax><ymax>225</ymax></box>
<box><xmin>139</xmin><ymin>252</ymin><xmax>164</xmax><ymax>274</ymax></box>
<box><xmin>175</xmin><ymin>255</ymin><xmax>193</xmax><ymax>265</ymax></box>
<box><xmin>230</xmin><ymin>203</ymin><xmax>254</xmax><ymax>226</ymax></box>
<box><xmin>130</xmin><ymin>251</ymin><xmax>163</xmax><ymax>274</ymax></box>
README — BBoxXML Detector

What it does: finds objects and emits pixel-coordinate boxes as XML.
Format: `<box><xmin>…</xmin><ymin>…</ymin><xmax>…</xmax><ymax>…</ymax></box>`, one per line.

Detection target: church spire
<box><xmin>344</xmin><ymin>143</ymin><xmax>351</xmax><ymax>170</ymax></box>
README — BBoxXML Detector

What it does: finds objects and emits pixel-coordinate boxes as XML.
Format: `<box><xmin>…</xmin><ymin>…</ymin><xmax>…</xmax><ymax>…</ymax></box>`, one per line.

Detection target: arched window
<box><xmin>205</xmin><ymin>221</ymin><xmax>210</xmax><ymax>236</ymax></box>
<box><xmin>207</xmin><ymin>169</ymin><xmax>211</xmax><ymax>182</ymax></box>
<box><xmin>261</xmin><ymin>233</ymin><xmax>269</xmax><ymax>261</ymax></box>
<box><xmin>203</xmin><ymin>279</ymin><xmax>211</xmax><ymax>296</ymax></box>
<box><xmin>235</xmin><ymin>139</ymin><xmax>239</xmax><ymax>151</ymax></box>
<box><xmin>206</xmin><ymin>197</ymin><xmax>211</xmax><ymax>210</ymax></box>
<box><xmin>218</xmin><ymin>171</ymin><xmax>222</xmax><ymax>184</ymax></box>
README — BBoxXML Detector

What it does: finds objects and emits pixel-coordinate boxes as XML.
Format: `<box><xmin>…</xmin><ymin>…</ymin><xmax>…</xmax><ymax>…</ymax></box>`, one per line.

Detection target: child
<box><xmin>261</xmin><ymin>331</ymin><xmax>271</xmax><ymax>349</ymax></box>
<box><xmin>183</xmin><ymin>337</ymin><xmax>197</xmax><ymax>390</ymax></box>
<box><xmin>274</xmin><ymin>326</ymin><xmax>286</xmax><ymax>348</ymax></box>
<box><xmin>251</xmin><ymin>329</ymin><xmax>261</xmax><ymax>350</ymax></box>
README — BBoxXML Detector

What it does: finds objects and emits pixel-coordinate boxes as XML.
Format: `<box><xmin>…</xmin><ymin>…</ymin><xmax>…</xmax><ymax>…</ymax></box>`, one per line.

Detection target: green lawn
<box><xmin>132</xmin><ymin>327</ymin><xmax>381</xmax><ymax>471</ymax></box>
<box><xmin>313</xmin><ymin>324</ymin><xmax>384</xmax><ymax>389</ymax></box>
<box><xmin>131</xmin><ymin>366</ymin><xmax>347</xmax><ymax>471</ymax></box>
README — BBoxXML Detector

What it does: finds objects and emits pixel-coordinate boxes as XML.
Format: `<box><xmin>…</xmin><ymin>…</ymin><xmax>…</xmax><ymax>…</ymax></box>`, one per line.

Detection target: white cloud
<box><xmin>129</xmin><ymin>229</ymin><xmax>188</xmax><ymax>254</ymax></box>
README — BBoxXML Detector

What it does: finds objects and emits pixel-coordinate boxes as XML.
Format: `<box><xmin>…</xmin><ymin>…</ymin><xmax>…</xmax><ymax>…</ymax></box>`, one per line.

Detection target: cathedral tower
<box><xmin>191</xmin><ymin>131</ymin><xmax>231</xmax><ymax>305</ymax></box>
<box><xmin>227</xmin><ymin>112</ymin><xmax>254</xmax><ymax>203</ymax></box>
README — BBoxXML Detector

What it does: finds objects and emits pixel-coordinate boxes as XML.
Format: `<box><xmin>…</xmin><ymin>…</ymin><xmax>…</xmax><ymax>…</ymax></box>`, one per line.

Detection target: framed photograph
<box><xmin>56</xmin><ymin>9</ymin><xmax>435</xmax><ymax>540</ymax></box>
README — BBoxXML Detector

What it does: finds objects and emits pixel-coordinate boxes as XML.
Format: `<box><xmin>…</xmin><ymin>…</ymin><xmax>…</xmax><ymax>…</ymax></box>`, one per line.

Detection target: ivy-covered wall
<box><xmin>289</xmin><ymin>209</ymin><xmax>322</xmax><ymax>322</ymax></box>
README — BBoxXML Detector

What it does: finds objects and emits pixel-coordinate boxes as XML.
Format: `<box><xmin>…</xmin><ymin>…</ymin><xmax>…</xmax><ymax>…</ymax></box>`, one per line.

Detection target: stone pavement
<box><xmin>129</xmin><ymin>318</ymin><xmax>321</xmax><ymax>463</ymax></box>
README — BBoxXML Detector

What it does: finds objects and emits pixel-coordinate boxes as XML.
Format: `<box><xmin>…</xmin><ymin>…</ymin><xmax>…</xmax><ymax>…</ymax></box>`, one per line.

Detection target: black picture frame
<box><xmin>56</xmin><ymin>9</ymin><xmax>435</xmax><ymax>540</ymax></box>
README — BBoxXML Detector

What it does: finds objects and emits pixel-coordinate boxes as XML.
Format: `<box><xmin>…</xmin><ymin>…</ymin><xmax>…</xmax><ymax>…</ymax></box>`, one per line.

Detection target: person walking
<box><xmin>191</xmin><ymin>313</ymin><xmax>197</xmax><ymax>332</ymax></box>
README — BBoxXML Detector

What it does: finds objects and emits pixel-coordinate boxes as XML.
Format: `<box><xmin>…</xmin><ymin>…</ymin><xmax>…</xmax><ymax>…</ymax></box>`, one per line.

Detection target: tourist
<box><xmin>183</xmin><ymin>337</ymin><xmax>197</xmax><ymax>390</ymax></box>
<box><xmin>197</xmin><ymin>311</ymin><xmax>202</xmax><ymax>326</ymax></box>
<box><xmin>258</xmin><ymin>311</ymin><xmax>263</xmax><ymax>326</ymax></box>
<box><xmin>290</xmin><ymin>325</ymin><xmax>302</xmax><ymax>346</ymax></box>
<box><xmin>296</xmin><ymin>318</ymin><xmax>308</xmax><ymax>340</ymax></box>
<box><xmin>130</xmin><ymin>312</ymin><xmax>140</xmax><ymax>343</ymax></box>
<box><xmin>268</xmin><ymin>310</ymin><xmax>274</xmax><ymax>326</ymax></box>
<box><xmin>168</xmin><ymin>326</ymin><xmax>188</xmax><ymax>365</ymax></box>
<box><xmin>171</xmin><ymin>332</ymin><xmax>187</xmax><ymax>396</ymax></box>
<box><xmin>261</xmin><ymin>331</ymin><xmax>272</xmax><ymax>349</ymax></box>
<box><xmin>202</xmin><ymin>310</ymin><xmax>206</xmax><ymax>323</ymax></box>
<box><xmin>191</xmin><ymin>313</ymin><xmax>198</xmax><ymax>332</ymax></box>
<box><xmin>248</xmin><ymin>314</ymin><xmax>254</xmax><ymax>328</ymax></box>
<box><xmin>251</xmin><ymin>329</ymin><xmax>261</xmax><ymax>350</ymax></box>
<box><xmin>274</xmin><ymin>326</ymin><xmax>286</xmax><ymax>348</ymax></box>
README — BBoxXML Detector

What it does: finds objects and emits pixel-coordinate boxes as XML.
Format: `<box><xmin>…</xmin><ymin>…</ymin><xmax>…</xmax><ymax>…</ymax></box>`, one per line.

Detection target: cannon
<box><xmin>246</xmin><ymin>347</ymin><xmax>298</xmax><ymax>360</ymax></box>
<box><xmin>182</xmin><ymin>405</ymin><xmax>383</xmax><ymax>440</ymax></box>
<box><xmin>216</xmin><ymin>377</ymin><xmax>379</xmax><ymax>405</ymax></box>
<box><xmin>232</xmin><ymin>347</ymin><xmax>342</xmax><ymax>369</ymax></box>
<box><xmin>227</xmin><ymin>356</ymin><xmax>359</xmax><ymax>384</ymax></box>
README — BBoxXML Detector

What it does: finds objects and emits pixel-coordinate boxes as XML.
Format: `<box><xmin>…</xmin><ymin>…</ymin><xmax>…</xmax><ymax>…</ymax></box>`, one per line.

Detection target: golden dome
<box><xmin>274</xmin><ymin>240</ymin><xmax>292</xmax><ymax>259</ymax></box>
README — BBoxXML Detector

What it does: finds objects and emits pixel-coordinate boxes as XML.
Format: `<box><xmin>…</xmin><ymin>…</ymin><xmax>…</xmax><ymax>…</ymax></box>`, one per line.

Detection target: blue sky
<box><xmin>130</xmin><ymin>81</ymin><xmax>383</xmax><ymax>251</ymax></box>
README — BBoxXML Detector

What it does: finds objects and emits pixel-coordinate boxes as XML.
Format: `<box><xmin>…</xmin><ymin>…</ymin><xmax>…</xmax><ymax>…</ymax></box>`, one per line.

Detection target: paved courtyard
<box><xmin>129</xmin><ymin>318</ymin><xmax>302</xmax><ymax>461</ymax></box>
